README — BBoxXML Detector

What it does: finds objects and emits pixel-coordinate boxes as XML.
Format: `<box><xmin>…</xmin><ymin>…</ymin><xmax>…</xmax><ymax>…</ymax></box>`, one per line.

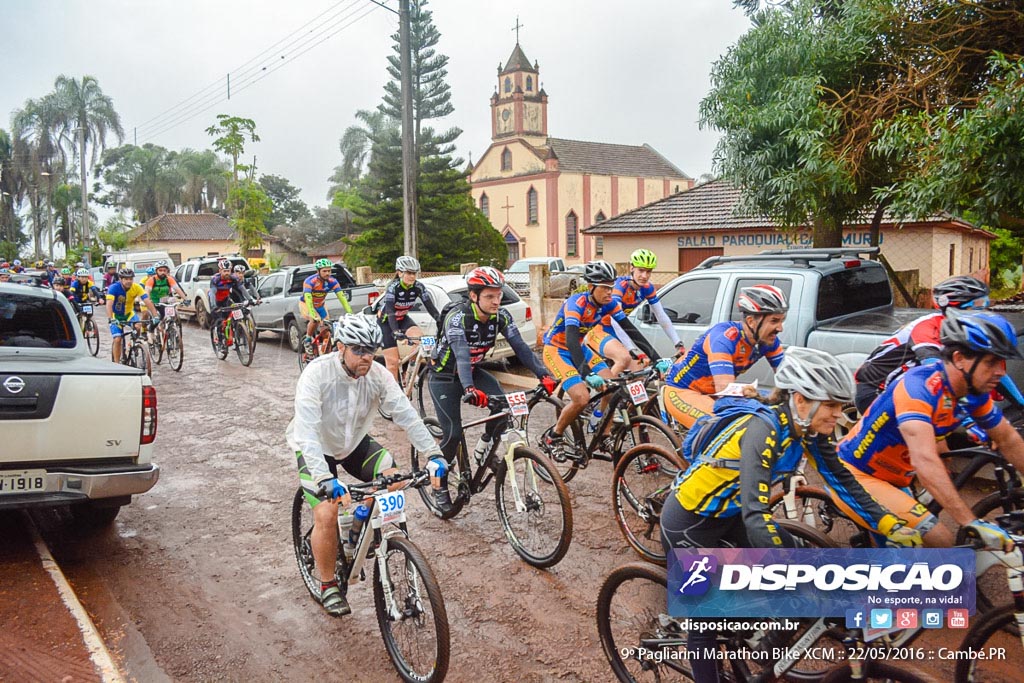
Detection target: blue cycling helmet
<box><xmin>146</xmin><ymin>267</ymin><xmax>156</xmax><ymax>276</ymax></box>
<box><xmin>941</xmin><ymin>312</ymin><xmax>1022</xmax><ymax>360</ymax></box>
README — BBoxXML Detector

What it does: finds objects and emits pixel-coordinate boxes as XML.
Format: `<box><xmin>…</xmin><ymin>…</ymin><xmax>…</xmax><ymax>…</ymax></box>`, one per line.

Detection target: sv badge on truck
<box><xmin>106</xmin><ymin>440</ymin><xmax>122</xmax><ymax>447</ymax></box>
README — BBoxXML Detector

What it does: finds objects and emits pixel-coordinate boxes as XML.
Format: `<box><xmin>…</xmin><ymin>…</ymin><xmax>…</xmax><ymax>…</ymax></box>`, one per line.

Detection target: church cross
<box><xmin>512</xmin><ymin>16</ymin><xmax>524</xmax><ymax>43</ymax></box>
<box><xmin>502</xmin><ymin>196</ymin><xmax>514</xmax><ymax>227</ymax></box>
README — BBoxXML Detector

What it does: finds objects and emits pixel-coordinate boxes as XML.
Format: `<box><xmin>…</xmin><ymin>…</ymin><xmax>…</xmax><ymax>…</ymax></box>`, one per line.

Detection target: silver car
<box><xmin>504</xmin><ymin>257</ymin><xmax>581</xmax><ymax>298</ymax></box>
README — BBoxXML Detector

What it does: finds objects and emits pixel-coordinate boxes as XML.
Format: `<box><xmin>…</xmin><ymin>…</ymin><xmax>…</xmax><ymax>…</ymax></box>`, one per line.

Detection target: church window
<box><xmin>504</xmin><ymin>77</ymin><xmax>512</xmax><ymax>93</ymax></box>
<box><xmin>566</xmin><ymin>211</ymin><xmax>579</xmax><ymax>257</ymax></box>
<box><xmin>501</xmin><ymin>148</ymin><xmax>512</xmax><ymax>171</ymax></box>
<box><xmin>480</xmin><ymin>193</ymin><xmax>489</xmax><ymax>219</ymax></box>
<box><xmin>526</xmin><ymin>76</ymin><xmax>533</xmax><ymax>91</ymax></box>
<box><xmin>527</xmin><ymin>187</ymin><xmax>538</xmax><ymax>224</ymax></box>
<box><xmin>595</xmin><ymin>210</ymin><xmax>606</xmax><ymax>224</ymax></box>
<box><xmin>596</xmin><ymin>237</ymin><xmax>604</xmax><ymax>256</ymax></box>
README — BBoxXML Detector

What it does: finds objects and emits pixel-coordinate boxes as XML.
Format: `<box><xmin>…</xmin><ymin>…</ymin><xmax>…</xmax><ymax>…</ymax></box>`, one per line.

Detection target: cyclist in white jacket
<box><xmin>286</xmin><ymin>315</ymin><xmax>451</xmax><ymax>617</ymax></box>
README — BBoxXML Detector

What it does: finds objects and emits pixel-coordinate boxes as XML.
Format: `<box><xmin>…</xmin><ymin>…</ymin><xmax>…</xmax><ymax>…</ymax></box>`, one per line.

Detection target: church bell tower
<box><xmin>490</xmin><ymin>42</ymin><xmax>548</xmax><ymax>146</ymax></box>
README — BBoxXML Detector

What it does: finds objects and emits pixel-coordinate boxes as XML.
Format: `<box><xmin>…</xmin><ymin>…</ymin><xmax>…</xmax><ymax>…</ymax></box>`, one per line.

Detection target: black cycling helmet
<box><xmin>118</xmin><ymin>267</ymin><xmax>135</xmax><ymax>278</ymax></box>
<box><xmin>583</xmin><ymin>260</ymin><xmax>616</xmax><ymax>286</ymax></box>
<box><xmin>933</xmin><ymin>276</ymin><xmax>990</xmax><ymax>311</ymax></box>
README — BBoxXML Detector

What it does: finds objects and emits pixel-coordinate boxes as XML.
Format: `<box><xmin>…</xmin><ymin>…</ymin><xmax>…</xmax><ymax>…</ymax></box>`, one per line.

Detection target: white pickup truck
<box><xmin>172</xmin><ymin>254</ymin><xmax>251</xmax><ymax>328</ymax></box>
<box><xmin>0</xmin><ymin>281</ymin><xmax>159</xmax><ymax>526</ymax></box>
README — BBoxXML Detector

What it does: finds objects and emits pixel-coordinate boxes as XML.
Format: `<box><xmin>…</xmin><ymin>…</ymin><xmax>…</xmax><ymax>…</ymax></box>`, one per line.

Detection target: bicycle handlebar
<box><xmin>476</xmin><ymin>383</ymin><xmax>551</xmax><ymax>410</ymax></box>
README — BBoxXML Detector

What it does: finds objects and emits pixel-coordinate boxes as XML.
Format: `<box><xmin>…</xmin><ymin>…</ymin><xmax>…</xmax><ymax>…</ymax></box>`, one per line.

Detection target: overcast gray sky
<box><xmin>1</xmin><ymin>0</ymin><xmax>751</xmax><ymax>215</ymax></box>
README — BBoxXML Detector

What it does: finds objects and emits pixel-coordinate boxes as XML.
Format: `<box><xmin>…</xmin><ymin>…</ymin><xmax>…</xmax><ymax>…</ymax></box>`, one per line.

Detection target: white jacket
<box><xmin>285</xmin><ymin>352</ymin><xmax>438</xmax><ymax>483</ymax></box>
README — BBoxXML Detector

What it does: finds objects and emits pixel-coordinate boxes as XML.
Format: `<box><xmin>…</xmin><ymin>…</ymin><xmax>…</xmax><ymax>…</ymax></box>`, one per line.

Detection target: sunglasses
<box><xmin>963</xmin><ymin>296</ymin><xmax>990</xmax><ymax>310</ymax></box>
<box><xmin>348</xmin><ymin>345</ymin><xmax>377</xmax><ymax>357</ymax></box>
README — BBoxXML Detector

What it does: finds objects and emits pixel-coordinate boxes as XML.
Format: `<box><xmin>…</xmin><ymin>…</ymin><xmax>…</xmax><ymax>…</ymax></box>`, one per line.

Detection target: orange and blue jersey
<box><xmin>303</xmin><ymin>274</ymin><xmax>342</xmax><ymax>308</ymax></box>
<box><xmin>543</xmin><ymin>292</ymin><xmax>626</xmax><ymax>350</ymax></box>
<box><xmin>838</xmin><ymin>364</ymin><xmax>1002</xmax><ymax>487</ymax></box>
<box><xmin>666</xmin><ymin>321</ymin><xmax>784</xmax><ymax>394</ymax></box>
<box><xmin>599</xmin><ymin>275</ymin><xmax>659</xmax><ymax>334</ymax></box>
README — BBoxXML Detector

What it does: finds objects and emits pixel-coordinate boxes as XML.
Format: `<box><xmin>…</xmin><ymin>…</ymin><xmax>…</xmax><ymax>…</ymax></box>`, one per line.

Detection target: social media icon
<box><xmin>896</xmin><ymin>609</ymin><xmax>918</xmax><ymax>629</ymax></box>
<box><xmin>870</xmin><ymin>609</ymin><xmax>892</xmax><ymax>629</ymax></box>
<box><xmin>948</xmin><ymin>609</ymin><xmax>969</xmax><ymax>629</ymax></box>
<box><xmin>922</xmin><ymin>609</ymin><xmax>943</xmax><ymax>628</ymax></box>
<box><xmin>845</xmin><ymin>609</ymin><xmax>865</xmax><ymax>629</ymax></box>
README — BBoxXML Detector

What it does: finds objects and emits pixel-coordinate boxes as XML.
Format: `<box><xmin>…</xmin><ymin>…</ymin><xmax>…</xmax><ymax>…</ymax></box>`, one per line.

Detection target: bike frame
<box><xmin>570</xmin><ymin>368</ymin><xmax>661</xmax><ymax>467</ymax></box>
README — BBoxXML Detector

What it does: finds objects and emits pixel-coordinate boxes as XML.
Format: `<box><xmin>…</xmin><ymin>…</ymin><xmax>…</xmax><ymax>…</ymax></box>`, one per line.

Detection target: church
<box><xmin>469</xmin><ymin>42</ymin><xmax>693</xmax><ymax>266</ymax></box>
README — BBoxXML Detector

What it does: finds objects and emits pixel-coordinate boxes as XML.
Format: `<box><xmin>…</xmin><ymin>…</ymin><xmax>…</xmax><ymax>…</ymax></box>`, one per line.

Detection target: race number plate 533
<box><xmin>376</xmin><ymin>490</ymin><xmax>407</xmax><ymax>525</ymax></box>
<box><xmin>0</xmin><ymin>469</ymin><xmax>46</xmax><ymax>495</ymax></box>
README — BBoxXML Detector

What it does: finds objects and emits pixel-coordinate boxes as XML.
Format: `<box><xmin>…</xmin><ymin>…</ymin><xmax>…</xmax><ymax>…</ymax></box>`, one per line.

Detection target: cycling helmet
<box><xmin>233</xmin><ymin>264</ymin><xmax>246</xmax><ymax>273</ymax></box>
<box><xmin>933</xmin><ymin>276</ymin><xmax>990</xmax><ymax>311</ymax></box>
<box><xmin>74</xmin><ymin>261</ymin><xmax>85</xmax><ymax>268</ymax></box>
<box><xmin>154</xmin><ymin>259</ymin><xmax>168</xmax><ymax>269</ymax></box>
<box><xmin>146</xmin><ymin>267</ymin><xmax>156</xmax><ymax>276</ymax></box>
<box><xmin>13</xmin><ymin>259</ymin><xmax>21</xmax><ymax>266</ymax></box>
<box><xmin>630</xmin><ymin>249</ymin><xmax>658</xmax><ymax>270</ymax></box>
<box><xmin>105</xmin><ymin>261</ymin><xmax>116</xmax><ymax>269</ymax></box>
<box><xmin>217</xmin><ymin>259</ymin><xmax>232</xmax><ymax>270</ymax></box>
<box><xmin>117</xmin><ymin>267</ymin><xmax>134</xmax><ymax>278</ymax></box>
<box><xmin>332</xmin><ymin>315</ymin><xmax>384</xmax><ymax>348</ymax></box>
<box><xmin>0</xmin><ymin>268</ymin><xmax>10</xmax><ymax>275</ymax></box>
<box><xmin>737</xmin><ymin>284</ymin><xmax>789</xmax><ymax>315</ymax></box>
<box><xmin>395</xmin><ymin>255</ymin><xmax>420</xmax><ymax>273</ymax></box>
<box><xmin>775</xmin><ymin>347</ymin><xmax>856</xmax><ymax>403</ymax></box>
<box><xmin>314</xmin><ymin>258</ymin><xmax>333</xmax><ymax>269</ymax></box>
<box><xmin>60</xmin><ymin>267</ymin><xmax>71</xmax><ymax>275</ymax></box>
<box><xmin>466</xmin><ymin>266</ymin><xmax>505</xmax><ymax>289</ymax></box>
<box><xmin>46</xmin><ymin>261</ymin><xmax>54</xmax><ymax>267</ymax></box>
<box><xmin>76</xmin><ymin>268</ymin><xmax>90</xmax><ymax>277</ymax></box>
<box><xmin>52</xmin><ymin>277</ymin><xmax>66</xmax><ymax>286</ymax></box>
<box><xmin>583</xmin><ymin>260</ymin><xmax>617</xmax><ymax>285</ymax></box>
<box><xmin>941</xmin><ymin>312</ymin><xmax>1022</xmax><ymax>360</ymax></box>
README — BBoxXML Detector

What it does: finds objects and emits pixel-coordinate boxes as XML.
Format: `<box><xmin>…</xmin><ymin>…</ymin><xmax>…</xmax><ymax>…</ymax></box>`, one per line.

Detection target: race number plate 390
<box><xmin>231</xmin><ymin>309</ymin><xmax>244</xmax><ymax>320</ymax></box>
<box><xmin>0</xmin><ymin>469</ymin><xmax>46</xmax><ymax>495</ymax></box>
<box><xmin>506</xmin><ymin>391</ymin><xmax>529</xmax><ymax>416</ymax></box>
<box><xmin>376</xmin><ymin>490</ymin><xmax>407</xmax><ymax>525</ymax></box>
<box><xmin>627</xmin><ymin>381</ymin><xmax>649</xmax><ymax>405</ymax></box>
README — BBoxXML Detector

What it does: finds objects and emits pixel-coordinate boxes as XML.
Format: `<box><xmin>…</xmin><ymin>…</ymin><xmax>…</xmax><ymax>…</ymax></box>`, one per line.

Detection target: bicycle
<box><xmin>210</xmin><ymin>302</ymin><xmax>255</xmax><ymax>366</ymax></box>
<box><xmin>411</xmin><ymin>384</ymin><xmax>574</xmax><ymax>568</ymax></box>
<box><xmin>76</xmin><ymin>302</ymin><xmax>100</xmax><ymax>357</ymax></box>
<box><xmin>291</xmin><ymin>469</ymin><xmax>450</xmax><ymax>683</ymax></box>
<box><xmin>379</xmin><ymin>334</ymin><xmax>432</xmax><ymax>420</ymax></box>
<box><xmin>112</xmin><ymin>319</ymin><xmax>153</xmax><ymax>377</ymax></box>
<box><xmin>611</xmin><ymin>443</ymin><xmax>689</xmax><ymax>565</ymax></box>
<box><xmin>537</xmin><ymin>367</ymin><xmax>681</xmax><ymax>484</ymax></box>
<box><xmin>150</xmin><ymin>297</ymin><xmax>184</xmax><ymax>372</ymax></box>
<box><xmin>298</xmin><ymin>317</ymin><xmax>333</xmax><ymax>371</ymax></box>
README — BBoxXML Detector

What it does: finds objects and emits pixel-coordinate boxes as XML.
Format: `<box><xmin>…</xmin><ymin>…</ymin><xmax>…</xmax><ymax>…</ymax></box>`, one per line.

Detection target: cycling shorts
<box><xmin>380</xmin><ymin>315</ymin><xmax>417</xmax><ymax>349</ymax></box>
<box><xmin>296</xmin><ymin>434</ymin><xmax>396</xmax><ymax>508</ymax></box>
<box><xmin>824</xmin><ymin>462</ymin><xmax>939</xmax><ymax>538</ymax></box>
<box><xmin>109</xmin><ymin>315</ymin><xmax>140</xmax><ymax>337</ymax></box>
<box><xmin>542</xmin><ymin>343</ymin><xmax>609</xmax><ymax>391</ymax></box>
<box><xmin>661</xmin><ymin>384</ymin><xmax>715</xmax><ymax>430</ymax></box>
<box><xmin>312</xmin><ymin>305</ymin><xmax>328</xmax><ymax>320</ymax></box>
<box><xmin>584</xmin><ymin>327</ymin><xmax>622</xmax><ymax>358</ymax></box>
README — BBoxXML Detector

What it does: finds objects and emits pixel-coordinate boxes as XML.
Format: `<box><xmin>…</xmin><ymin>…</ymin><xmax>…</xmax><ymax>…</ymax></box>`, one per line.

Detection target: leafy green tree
<box><xmin>328</xmin><ymin>110</ymin><xmax>395</xmax><ymax>197</ymax></box>
<box><xmin>12</xmin><ymin>95</ymin><xmax>65</xmax><ymax>256</ymax></box>
<box><xmin>0</xmin><ymin>128</ymin><xmax>21</xmax><ymax>244</ymax></box>
<box><xmin>177</xmin><ymin>149</ymin><xmax>228</xmax><ymax>213</ymax></box>
<box><xmin>229</xmin><ymin>178</ymin><xmax>272</xmax><ymax>254</ymax></box>
<box><xmin>93</xmin><ymin>144</ymin><xmax>184</xmax><ymax>222</ymax></box>
<box><xmin>97</xmin><ymin>215</ymin><xmax>131</xmax><ymax>253</ymax></box>
<box><xmin>205</xmin><ymin>114</ymin><xmax>259</xmax><ymax>187</ymax></box>
<box><xmin>259</xmin><ymin>173</ymin><xmax>310</xmax><ymax>228</ymax></box>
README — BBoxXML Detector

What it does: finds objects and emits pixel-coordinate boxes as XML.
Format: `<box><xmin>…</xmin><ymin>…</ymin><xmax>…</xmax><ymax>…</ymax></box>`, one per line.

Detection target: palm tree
<box><xmin>0</xmin><ymin>129</ymin><xmax>19</xmax><ymax>244</ymax></box>
<box><xmin>12</xmin><ymin>96</ymin><xmax>64</xmax><ymax>257</ymax></box>
<box><xmin>52</xmin><ymin>75</ymin><xmax>124</xmax><ymax>250</ymax></box>
<box><xmin>327</xmin><ymin>110</ymin><xmax>396</xmax><ymax>199</ymax></box>
<box><xmin>177</xmin><ymin>149</ymin><xmax>228</xmax><ymax>212</ymax></box>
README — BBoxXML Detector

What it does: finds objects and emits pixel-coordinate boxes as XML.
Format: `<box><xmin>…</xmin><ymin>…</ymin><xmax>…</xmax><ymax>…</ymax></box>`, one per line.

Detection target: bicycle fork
<box><xmin>503</xmin><ymin>429</ymin><xmax>535</xmax><ymax>514</ymax></box>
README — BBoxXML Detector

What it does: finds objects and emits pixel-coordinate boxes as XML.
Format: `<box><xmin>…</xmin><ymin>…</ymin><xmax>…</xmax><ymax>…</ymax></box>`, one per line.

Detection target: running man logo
<box><xmin>677</xmin><ymin>554</ymin><xmax>718</xmax><ymax>596</ymax></box>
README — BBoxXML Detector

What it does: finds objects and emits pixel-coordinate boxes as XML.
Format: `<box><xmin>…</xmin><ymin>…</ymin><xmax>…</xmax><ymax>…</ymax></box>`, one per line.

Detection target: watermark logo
<box><xmin>870</xmin><ymin>609</ymin><xmax>892</xmax><ymax>629</ymax></box>
<box><xmin>896</xmin><ymin>609</ymin><xmax>918</xmax><ymax>629</ymax></box>
<box><xmin>845</xmin><ymin>609</ymin><xmax>865</xmax><ymax>629</ymax></box>
<box><xmin>677</xmin><ymin>554</ymin><xmax>718</xmax><ymax>597</ymax></box>
<box><xmin>948</xmin><ymin>609</ymin><xmax>969</xmax><ymax>629</ymax></box>
<box><xmin>922</xmin><ymin>609</ymin><xmax>943</xmax><ymax>628</ymax></box>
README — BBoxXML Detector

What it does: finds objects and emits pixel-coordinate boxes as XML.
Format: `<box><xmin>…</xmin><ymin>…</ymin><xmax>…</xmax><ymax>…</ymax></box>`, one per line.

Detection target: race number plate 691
<box><xmin>627</xmin><ymin>381</ymin><xmax>649</xmax><ymax>405</ymax></box>
<box><xmin>0</xmin><ymin>470</ymin><xmax>46</xmax><ymax>495</ymax></box>
<box><xmin>377</xmin><ymin>490</ymin><xmax>407</xmax><ymax>524</ymax></box>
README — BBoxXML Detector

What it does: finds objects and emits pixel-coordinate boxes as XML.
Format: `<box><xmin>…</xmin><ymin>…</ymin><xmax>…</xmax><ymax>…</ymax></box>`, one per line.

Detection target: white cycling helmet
<box><xmin>775</xmin><ymin>346</ymin><xmax>855</xmax><ymax>403</ymax></box>
<box><xmin>75</xmin><ymin>268</ymin><xmax>90</xmax><ymax>277</ymax></box>
<box><xmin>332</xmin><ymin>315</ymin><xmax>383</xmax><ymax>348</ymax></box>
<box><xmin>395</xmin><ymin>255</ymin><xmax>420</xmax><ymax>273</ymax></box>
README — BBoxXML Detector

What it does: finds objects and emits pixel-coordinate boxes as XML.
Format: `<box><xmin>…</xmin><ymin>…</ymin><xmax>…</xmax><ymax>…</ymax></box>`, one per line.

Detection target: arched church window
<box><xmin>525</xmin><ymin>76</ymin><xmax>533</xmax><ymax>91</ymax></box>
<box><xmin>480</xmin><ymin>193</ymin><xmax>489</xmax><ymax>219</ymax></box>
<box><xmin>527</xmin><ymin>187</ymin><xmax>538</xmax><ymax>224</ymax></box>
<box><xmin>566</xmin><ymin>211</ymin><xmax>578</xmax><ymax>257</ymax></box>
<box><xmin>504</xmin><ymin>77</ymin><xmax>512</xmax><ymax>93</ymax></box>
<box><xmin>501</xmin><ymin>148</ymin><xmax>512</xmax><ymax>171</ymax></box>
<box><xmin>595</xmin><ymin>210</ymin><xmax>606</xmax><ymax>224</ymax></box>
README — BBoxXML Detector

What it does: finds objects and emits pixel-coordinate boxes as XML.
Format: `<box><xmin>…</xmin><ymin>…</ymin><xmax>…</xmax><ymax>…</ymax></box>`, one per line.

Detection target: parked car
<box><xmin>103</xmin><ymin>249</ymin><xmax>177</xmax><ymax>274</ymax></box>
<box><xmin>504</xmin><ymin>257</ymin><xmax>580</xmax><ymax>298</ymax></box>
<box><xmin>358</xmin><ymin>274</ymin><xmax>538</xmax><ymax>362</ymax></box>
<box><xmin>251</xmin><ymin>263</ymin><xmax>379</xmax><ymax>351</ymax></box>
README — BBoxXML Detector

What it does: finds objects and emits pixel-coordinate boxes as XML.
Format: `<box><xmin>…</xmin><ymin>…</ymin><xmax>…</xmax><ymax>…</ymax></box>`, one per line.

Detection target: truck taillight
<box><xmin>141</xmin><ymin>385</ymin><xmax>157</xmax><ymax>445</ymax></box>
<box><xmin>844</xmin><ymin>259</ymin><xmax>862</xmax><ymax>268</ymax></box>
<box><xmin>525</xmin><ymin>306</ymin><xmax>532</xmax><ymax>322</ymax></box>
<box><xmin>368</xmin><ymin>291</ymin><xmax>379</xmax><ymax>306</ymax></box>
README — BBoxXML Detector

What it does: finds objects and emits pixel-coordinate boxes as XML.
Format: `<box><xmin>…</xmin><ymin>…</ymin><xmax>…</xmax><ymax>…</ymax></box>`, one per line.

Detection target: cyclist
<box><xmin>106</xmin><ymin>267</ymin><xmax>160</xmax><ymax>363</ymax></box>
<box><xmin>10</xmin><ymin>259</ymin><xmax>25</xmax><ymax>274</ymax></box>
<box><xmin>67</xmin><ymin>269</ymin><xmax>95</xmax><ymax>311</ymax></box>
<box><xmin>102</xmin><ymin>262</ymin><xmax>118</xmax><ymax>292</ymax></box>
<box><xmin>834</xmin><ymin>312</ymin><xmax>1024</xmax><ymax>551</ymax></box>
<box><xmin>378</xmin><ymin>256</ymin><xmax>440</xmax><ymax>382</ymax></box>
<box><xmin>0</xmin><ymin>268</ymin><xmax>10</xmax><ymax>283</ymax></box>
<box><xmin>662</xmin><ymin>284</ymin><xmax>788</xmax><ymax>429</ymax></box>
<box><xmin>286</xmin><ymin>315</ymin><xmax>452</xmax><ymax>617</ymax></box>
<box><xmin>540</xmin><ymin>260</ymin><xmax>665</xmax><ymax>458</ymax></box>
<box><xmin>209</xmin><ymin>259</ymin><xmax>257</xmax><ymax>341</ymax></box>
<box><xmin>302</xmin><ymin>258</ymin><xmax>353</xmax><ymax>354</ymax></box>
<box><xmin>231</xmin><ymin>263</ymin><xmax>259</xmax><ymax>303</ymax></box>
<box><xmin>51</xmin><ymin>276</ymin><xmax>71</xmax><ymax>301</ymax></box>
<box><xmin>144</xmin><ymin>260</ymin><xmax>187</xmax><ymax>316</ymax></box>
<box><xmin>661</xmin><ymin>347</ymin><xmax>920</xmax><ymax>683</ymax></box>
<box><xmin>586</xmin><ymin>248</ymin><xmax>683</xmax><ymax>375</ymax></box>
<box><xmin>852</xmin><ymin>275</ymin><xmax>1024</xmax><ymax>414</ymax></box>
<box><xmin>428</xmin><ymin>266</ymin><xmax>557</xmax><ymax>463</ymax></box>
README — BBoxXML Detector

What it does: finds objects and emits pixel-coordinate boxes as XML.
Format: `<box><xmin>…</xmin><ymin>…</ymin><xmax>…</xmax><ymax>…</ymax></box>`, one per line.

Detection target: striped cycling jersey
<box><xmin>543</xmin><ymin>291</ymin><xmax>626</xmax><ymax>349</ymax></box>
<box><xmin>599</xmin><ymin>275</ymin><xmax>660</xmax><ymax>334</ymax></box>
<box><xmin>853</xmin><ymin>312</ymin><xmax>943</xmax><ymax>390</ymax></box>
<box><xmin>839</xmin><ymin>364</ymin><xmax>1002</xmax><ymax>487</ymax></box>
<box><xmin>666</xmin><ymin>321</ymin><xmax>784</xmax><ymax>393</ymax></box>
<box><xmin>378</xmin><ymin>280</ymin><xmax>433</xmax><ymax>323</ymax></box>
<box><xmin>303</xmin><ymin>274</ymin><xmax>342</xmax><ymax>307</ymax></box>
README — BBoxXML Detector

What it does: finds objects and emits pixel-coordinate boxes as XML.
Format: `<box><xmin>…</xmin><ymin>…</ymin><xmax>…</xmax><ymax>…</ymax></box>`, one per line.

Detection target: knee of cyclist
<box><xmin>313</xmin><ymin>498</ymin><xmax>339</xmax><ymax>527</ymax></box>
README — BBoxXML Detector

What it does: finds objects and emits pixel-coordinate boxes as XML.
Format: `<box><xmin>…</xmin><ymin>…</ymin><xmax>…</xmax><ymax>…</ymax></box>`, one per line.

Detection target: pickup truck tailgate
<box><xmin>1</xmin><ymin>368</ymin><xmax>143</xmax><ymax>463</ymax></box>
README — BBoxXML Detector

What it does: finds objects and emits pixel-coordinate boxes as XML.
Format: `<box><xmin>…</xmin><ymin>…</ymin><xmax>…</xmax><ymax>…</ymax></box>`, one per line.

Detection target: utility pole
<box><xmin>399</xmin><ymin>0</ymin><xmax>417</xmax><ymax>258</ymax></box>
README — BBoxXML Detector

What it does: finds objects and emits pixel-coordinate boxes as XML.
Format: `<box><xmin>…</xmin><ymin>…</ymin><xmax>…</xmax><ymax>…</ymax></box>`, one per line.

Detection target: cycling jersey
<box><xmin>432</xmin><ymin>301</ymin><xmax>547</xmax><ymax>387</ymax></box>
<box><xmin>106</xmin><ymin>281</ymin><xmax>149</xmax><ymax>320</ymax></box>
<box><xmin>666</xmin><ymin>321</ymin><xmax>784</xmax><ymax>394</ymax></box>
<box><xmin>854</xmin><ymin>312</ymin><xmax>943</xmax><ymax>390</ymax></box>
<box><xmin>543</xmin><ymin>292</ymin><xmax>626</xmax><ymax>349</ymax></box>
<box><xmin>303</xmin><ymin>273</ymin><xmax>342</xmax><ymax>308</ymax></box>
<box><xmin>838</xmin><ymin>363</ymin><xmax>1003</xmax><ymax>487</ymax></box>
<box><xmin>209</xmin><ymin>273</ymin><xmax>249</xmax><ymax>306</ymax></box>
<box><xmin>68</xmin><ymin>279</ymin><xmax>94</xmax><ymax>303</ymax></box>
<box><xmin>378</xmin><ymin>280</ymin><xmax>438</xmax><ymax>328</ymax></box>
<box><xmin>145</xmin><ymin>274</ymin><xmax>178</xmax><ymax>303</ymax></box>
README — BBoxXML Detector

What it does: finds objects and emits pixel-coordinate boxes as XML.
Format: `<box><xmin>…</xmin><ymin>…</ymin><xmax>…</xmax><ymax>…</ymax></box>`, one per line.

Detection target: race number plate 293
<box><xmin>0</xmin><ymin>470</ymin><xmax>46</xmax><ymax>495</ymax></box>
<box><xmin>376</xmin><ymin>490</ymin><xmax>407</xmax><ymax>525</ymax></box>
<box><xmin>421</xmin><ymin>336</ymin><xmax>435</xmax><ymax>350</ymax></box>
<box><xmin>627</xmin><ymin>381</ymin><xmax>649</xmax><ymax>405</ymax></box>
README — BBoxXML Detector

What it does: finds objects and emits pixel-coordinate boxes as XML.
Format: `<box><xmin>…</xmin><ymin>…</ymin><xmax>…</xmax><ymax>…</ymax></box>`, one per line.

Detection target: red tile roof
<box><xmin>548</xmin><ymin>138</ymin><xmax>690</xmax><ymax>179</ymax></box>
<box><xmin>128</xmin><ymin>213</ymin><xmax>234</xmax><ymax>242</ymax></box>
<box><xmin>310</xmin><ymin>238</ymin><xmax>349</xmax><ymax>257</ymax></box>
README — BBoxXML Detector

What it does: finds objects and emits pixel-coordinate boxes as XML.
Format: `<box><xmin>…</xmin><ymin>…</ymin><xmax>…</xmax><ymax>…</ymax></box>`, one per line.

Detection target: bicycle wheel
<box><xmin>954</xmin><ymin>604</ymin><xmax>1021</xmax><ymax>683</ymax></box>
<box><xmin>778</xmin><ymin>519</ymin><xmax>840</xmax><ymax>549</ymax></box>
<box><xmin>494</xmin><ymin>445</ymin><xmax>573</xmax><ymax>568</ymax></box>
<box><xmin>410</xmin><ymin>417</ymin><xmax>467</xmax><ymax>520</ymax></box>
<box><xmin>768</xmin><ymin>486</ymin><xmax>863</xmax><ymax>548</ymax></box>
<box><xmin>373</xmin><ymin>536</ymin><xmax>450</xmax><ymax>683</ymax></box>
<box><xmin>165</xmin><ymin>320</ymin><xmax>184</xmax><ymax>372</ymax></box>
<box><xmin>971</xmin><ymin>487</ymin><xmax>1024</xmax><ymax>613</ymax></box>
<box><xmin>233</xmin><ymin>319</ymin><xmax>254</xmax><ymax>366</ymax></box>
<box><xmin>612</xmin><ymin>444</ymin><xmax>686</xmax><ymax>565</ymax></box>
<box><xmin>820</xmin><ymin>661</ymin><xmax>935</xmax><ymax>683</ymax></box>
<box><xmin>83</xmin><ymin>318</ymin><xmax>100</xmax><ymax>356</ymax></box>
<box><xmin>128</xmin><ymin>340</ymin><xmax>152</xmax><ymax>377</ymax></box>
<box><xmin>526</xmin><ymin>393</ymin><xmax>580</xmax><ymax>484</ymax></box>
<box><xmin>596</xmin><ymin>562</ymin><xmax>694</xmax><ymax>682</ymax></box>
<box><xmin>290</xmin><ymin>488</ymin><xmax>345</xmax><ymax>600</ymax></box>
<box><xmin>298</xmin><ymin>347</ymin><xmax>313</xmax><ymax>371</ymax></box>
<box><xmin>210</xmin><ymin>324</ymin><xmax>228</xmax><ymax>360</ymax></box>
<box><xmin>150</xmin><ymin>326</ymin><xmax>164</xmax><ymax>365</ymax></box>
<box><xmin>615</xmin><ymin>414</ymin><xmax>683</xmax><ymax>464</ymax></box>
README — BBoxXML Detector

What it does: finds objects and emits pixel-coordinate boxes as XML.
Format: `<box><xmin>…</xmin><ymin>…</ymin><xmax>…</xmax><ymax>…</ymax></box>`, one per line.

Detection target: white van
<box><xmin>103</xmin><ymin>250</ymin><xmax>177</xmax><ymax>274</ymax></box>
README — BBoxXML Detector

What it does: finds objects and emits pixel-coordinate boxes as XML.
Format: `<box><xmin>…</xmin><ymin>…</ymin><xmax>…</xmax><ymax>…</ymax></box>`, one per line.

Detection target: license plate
<box><xmin>81</xmin><ymin>304</ymin><xmax>93</xmax><ymax>314</ymax></box>
<box><xmin>627</xmin><ymin>380</ymin><xmax>649</xmax><ymax>405</ymax></box>
<box><xmin>376</xmin><ymin>490</ymin><xmax>406</xmax><ymax>525</ymax></box>
<box><xmin>505</xmin><ymin>391</ymin><xmax>529</xmax><ymax>416</ymax></box>
<box><xmin>0</xmin><ymin>469</ymin><xmax>46</xmax><ymax>495</ymax></box>
<box><xmin>421</xmin><ymin>336</ymin><xmax>435</xmax><ymax>349</ymax></box>
<box><xmin>164</xmin><ymin>306</ymin><xmax>176</xmax><ymax>318</ymax></box>
<box><xmin>231</xmin><ymin>309</ymin><xmax>243</xmax><ymax>320</ymax></box>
